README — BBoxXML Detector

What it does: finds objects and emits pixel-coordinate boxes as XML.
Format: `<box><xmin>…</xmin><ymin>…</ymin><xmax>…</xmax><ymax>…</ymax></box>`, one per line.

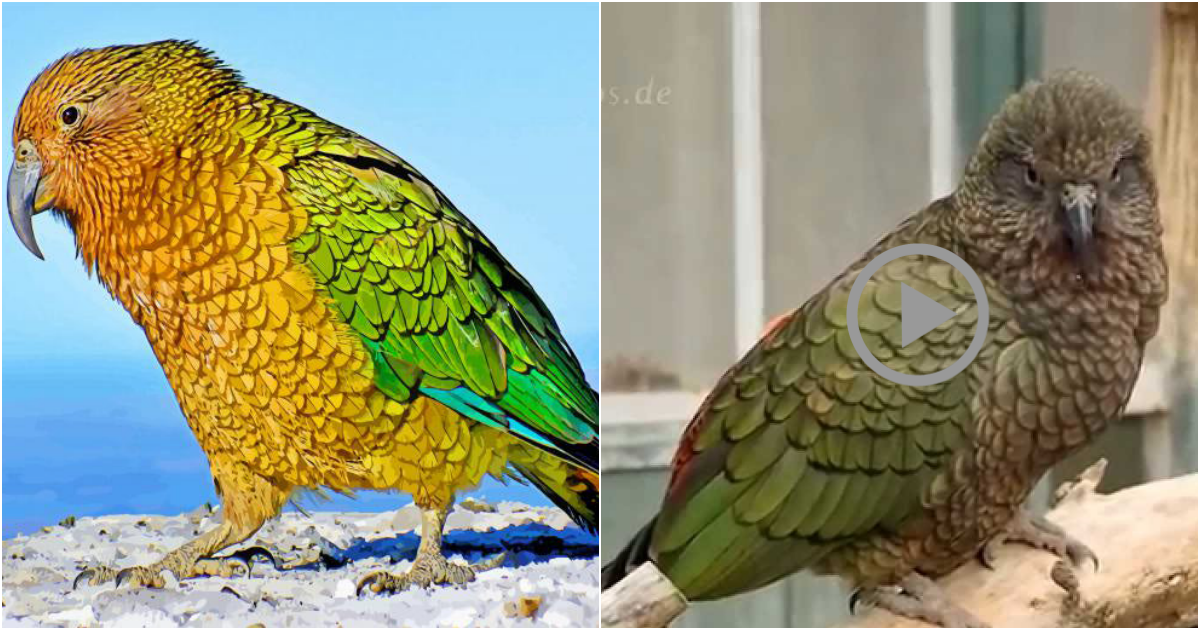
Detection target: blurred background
<box><xmin>600</xmin><ymin>3</ymin><xmax>1196</xmax><ymax>626</ymax></box>
<box><xmin>2</xmin><ymin>2</ymin><xmax>599</xmax><ymax>538</ymax></box>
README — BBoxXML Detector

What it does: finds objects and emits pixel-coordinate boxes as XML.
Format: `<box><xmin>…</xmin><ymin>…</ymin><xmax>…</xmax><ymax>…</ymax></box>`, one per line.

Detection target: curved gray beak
<box><xmin>1061</xmin><ymin>182</ymin><xmax>1096</xmax><ymax>266</ymax></box>
<box><xmin>7</xmin><ymin>140</ymin><xmax>45</xmax><ymax>260</ymax></box>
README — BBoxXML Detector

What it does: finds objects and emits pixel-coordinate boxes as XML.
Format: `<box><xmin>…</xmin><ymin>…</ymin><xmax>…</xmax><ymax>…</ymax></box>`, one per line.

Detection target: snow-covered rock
<box><xmin>2</xmin><ymin>502</ymin><xmax>598</xmax><ymax>627</ymax></box>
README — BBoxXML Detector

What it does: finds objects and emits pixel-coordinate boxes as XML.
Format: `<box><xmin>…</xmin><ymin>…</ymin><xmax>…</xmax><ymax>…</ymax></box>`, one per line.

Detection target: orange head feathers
<box><xmin>9</xmin><ymin>40</ymin><xmax>241</xmax><ymax>258</ymax></box>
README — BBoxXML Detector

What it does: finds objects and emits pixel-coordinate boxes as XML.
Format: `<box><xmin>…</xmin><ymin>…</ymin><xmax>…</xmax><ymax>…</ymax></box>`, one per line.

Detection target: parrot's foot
<box><xmin>854</xmin><ymin>573</ymin><xmax>987</xmax><ymax>628</ymax></box>
<box><xmin>979</xmin><ymin>511</ymin><xmax>1098</xmax><ymax>572</ymax></box>
<box><xmin>72</xmin><ymin>547</ymin><xmax>277</xmax><ymax>589</ymax></box>
<box><xmin>356</xmin><ymin>551</ymin><xmax>506</xmax><ymax>596</ymax></box>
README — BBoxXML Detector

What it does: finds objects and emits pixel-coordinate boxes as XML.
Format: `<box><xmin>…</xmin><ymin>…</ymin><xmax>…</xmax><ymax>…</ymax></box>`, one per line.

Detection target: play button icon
<box><xmin>900</xmin><ymin>283</ymin><xmax>958</xmax><ymax>347</ymax></box>
<box><xmin>846</xmin><ymin>244</ymin><xmax>990</xmax><ymax>386</ymax></box>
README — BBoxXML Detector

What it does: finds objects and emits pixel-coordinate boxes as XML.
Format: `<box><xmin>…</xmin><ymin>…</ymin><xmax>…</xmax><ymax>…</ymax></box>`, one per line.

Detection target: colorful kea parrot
<box><xmin>602</xmin><ymin>72</ymin><xmax>1166</xmax><ymax>626</ymax></box>
<box><xmin>7</xmin><ymin>40</ymin><xmax>598</xmax><ymax>594</ymax></box>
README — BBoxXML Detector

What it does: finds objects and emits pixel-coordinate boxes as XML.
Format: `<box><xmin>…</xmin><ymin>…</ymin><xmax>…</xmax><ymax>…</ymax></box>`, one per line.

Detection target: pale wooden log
<box><xmin>600</xmin><ymin>562</ymin><xmax>688</xmax><ymax>628</ymax></box>
<box><xmin>601</xmin><ymin>463</ymin><xmax>1197</xmax><ymax>628</ymax></box>
<box><xmin>849</xmin><ymin>462</ymin><xmax>1198</xmax><ymax>627</ymax></box>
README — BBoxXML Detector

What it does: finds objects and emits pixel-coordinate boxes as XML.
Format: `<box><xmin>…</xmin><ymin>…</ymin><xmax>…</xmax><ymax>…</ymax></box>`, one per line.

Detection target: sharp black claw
<box><xmin>356</xmin><ymin>574</ymin><xmax>381</xmax><ymax>598</ymax></box>
<box><xmin>1075</xmin><ymin>550</ymin><xmax>1100</xmax><ymax>573</ymax></box>
<box><xmin>114</xmin><ymin>568</ymin><xmax>133</xmax><ymax>589</ymax></box>
<box><xmin>226</xmin><ymin>545</ymin><xmax>281</xmax><ymax>571</ymax></box>
<box><xmin>848</xmin><ymin>588</ymin><xmax>863</xmax><ymax>615</ymax></box>
<box><xmin>72</xmin><ymin>569</ymin><xmax>95</xmax><ymax>590</ymax></box>
<box><xmin>978</xmin><ymin>547</ymin><xmax>997</xmax><ymax>571</ymax></box>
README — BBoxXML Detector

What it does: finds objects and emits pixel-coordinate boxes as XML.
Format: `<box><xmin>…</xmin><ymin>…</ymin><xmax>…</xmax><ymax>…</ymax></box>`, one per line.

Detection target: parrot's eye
<box><xmin>61</xmin><ymin>106</ymin><xmax>80</xmax><ymax>127</ymax></box>
<box><xmin>1110</xmin><ymin>158</ymin><xmax>1141</xmax><ymax>190</ymax></box>
<box><xmin>1023</xmin><ymin>164</ymin><xmax>1041</xmax><ymax>188</ymax></box>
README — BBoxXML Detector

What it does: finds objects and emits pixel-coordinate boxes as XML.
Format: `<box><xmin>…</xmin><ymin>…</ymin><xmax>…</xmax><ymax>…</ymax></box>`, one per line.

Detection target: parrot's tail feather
<box><xmin>514</xmin><ymin>464</ymin><xmax>598</xmax><ymax>533</ymax></box>
<box><xmin>601</xmin><ymin>516</ymin><xmax>657</xmax><ymax>590</ymax></box>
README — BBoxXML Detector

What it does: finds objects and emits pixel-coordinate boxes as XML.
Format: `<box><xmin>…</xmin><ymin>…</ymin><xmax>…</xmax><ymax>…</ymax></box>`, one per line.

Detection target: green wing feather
<box><xmin>284</xmin><ymin>129</ymin><xmax>597</xmax><ymax>470</ymax></box>
<box><xmin>653</xmin><ymin>253</ymin><xmax>994</xmax><ymax>599</ymax></box>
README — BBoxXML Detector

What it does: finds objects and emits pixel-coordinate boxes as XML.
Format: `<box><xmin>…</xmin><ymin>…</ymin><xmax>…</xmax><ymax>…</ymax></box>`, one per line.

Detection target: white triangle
<box><xmin>900</xmin><ymin>283</ymin><xmax>957</xmax><ymax>347</ymax></box>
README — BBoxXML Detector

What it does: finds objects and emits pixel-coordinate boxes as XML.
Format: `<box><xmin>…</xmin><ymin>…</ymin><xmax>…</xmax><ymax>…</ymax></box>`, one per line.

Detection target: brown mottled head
<box><xmin>8</xmin><ymin>40</ymin><xmax>241</xmax><ymax>258</ymax></box>
<box><xmin>954</xmin><ymin>70</ymin><xmax>1157</xmax><ymax>284</ymax></box>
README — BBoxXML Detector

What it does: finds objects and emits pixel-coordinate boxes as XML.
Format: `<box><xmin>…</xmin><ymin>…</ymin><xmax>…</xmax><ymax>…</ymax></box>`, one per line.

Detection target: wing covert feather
<box><xmin>653</xmin><ymin>255</ymin><xmax>994</xmax><ymax>598</ymax></box>
<box><xmin>285</xmin><ymin>133</ymin><xmax>597</xmax><ymax>470</ymax></box>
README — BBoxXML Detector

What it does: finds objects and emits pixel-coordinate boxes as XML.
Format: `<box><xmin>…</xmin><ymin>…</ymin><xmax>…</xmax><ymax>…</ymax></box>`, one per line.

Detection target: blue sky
<box><xmin>2</xmin><ymin>3</ymin><xmax>599</xmax><ymax>537</ymax></box>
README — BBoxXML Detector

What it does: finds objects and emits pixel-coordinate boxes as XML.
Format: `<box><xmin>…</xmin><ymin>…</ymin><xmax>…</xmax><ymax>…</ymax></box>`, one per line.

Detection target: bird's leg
<box><xmin>75</xmin><ymin>518</ymin><xmax>260</xmax><ymax>588</ymax></box>
<box><xmin>855</xmin><ymin>573</ymin><xmax>987</xmax><ymax>628</ymax></box>
<box><xmin>74</xmin><ymin>464</ymin><xmax>290</xmax><ymax>589</ymax></box>
<box><xmin>356</xmin><ymin>503</ymin><xmax>506</xmax><ymax>596</ymax></box>
<box><xmin>979</xmin><ymin>509</ymin><xmax>1098</xmax><ymax>572</ymax></box>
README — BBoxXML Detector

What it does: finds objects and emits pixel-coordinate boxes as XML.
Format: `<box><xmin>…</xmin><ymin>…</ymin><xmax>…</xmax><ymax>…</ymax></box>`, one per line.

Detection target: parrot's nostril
<box><xmin>14</xmin><ymin>140</ymin><xmax>36</xmax><ymax>163</ymax></box>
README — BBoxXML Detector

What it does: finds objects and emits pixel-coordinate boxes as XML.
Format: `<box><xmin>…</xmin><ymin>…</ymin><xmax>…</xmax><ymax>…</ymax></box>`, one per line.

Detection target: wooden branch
<box><xmin>601</xmin><ymin>562</ymin><xmax>688</xmax><ymax>628</ymax></box>
<box><xmin>601</xmin><ymin>463</ymin><xmax>1198</xmax><ymax>628</ymax></box>
<box><xmin>849</xmin><ymin>462</ymin><xmax>1198</xmax><ymax>628</ymax></box>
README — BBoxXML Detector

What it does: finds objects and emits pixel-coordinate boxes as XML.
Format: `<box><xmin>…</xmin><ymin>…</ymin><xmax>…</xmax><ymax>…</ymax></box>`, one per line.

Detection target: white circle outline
<box><xmin>845</xmin><ymin>244</ymin><xmax>989</xmax><ymax>387</ymax></box>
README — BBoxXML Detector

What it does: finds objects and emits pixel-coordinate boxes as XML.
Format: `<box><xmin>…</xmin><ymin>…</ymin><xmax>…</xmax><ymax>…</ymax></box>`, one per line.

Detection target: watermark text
<box><xmin>602</xmin><ymin>77</ymin><xmax>671</xmax><ymax>106</ymax></box>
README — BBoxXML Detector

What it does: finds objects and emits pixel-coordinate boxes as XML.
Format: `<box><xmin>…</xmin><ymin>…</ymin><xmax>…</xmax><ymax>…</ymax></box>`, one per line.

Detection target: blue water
<box><xmin>2</xmin><ymin>345</ymin><xmax>598</xmax><ymax>539</ymax></box>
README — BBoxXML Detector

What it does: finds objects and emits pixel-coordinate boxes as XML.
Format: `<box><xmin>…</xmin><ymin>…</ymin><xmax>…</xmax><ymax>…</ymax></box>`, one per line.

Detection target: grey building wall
<box><xmin>601</xmin><ymin>3</ymin><xmax>737</xmax><ymax>392</ymax></box>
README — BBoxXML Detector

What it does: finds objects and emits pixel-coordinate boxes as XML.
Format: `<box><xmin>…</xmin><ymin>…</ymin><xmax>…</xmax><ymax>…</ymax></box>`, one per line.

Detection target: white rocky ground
<box><xmin>2</xmin><ymin>500</ymin><xmax>599</xmax><ymax>627</ymax></box>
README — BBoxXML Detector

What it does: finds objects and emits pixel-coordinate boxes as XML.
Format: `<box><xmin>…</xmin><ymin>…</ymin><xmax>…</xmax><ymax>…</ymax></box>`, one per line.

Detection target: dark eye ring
<box><xmin>1111</xmin><ymin>161</ymin><xmax>1123</xmax><ymax>183</ymax></box>
<box><xmin>1023</xmin><ymin>163</ymin><xmax>1041</xmax><ymax>187</ymax></box>
<box><xmin>61</xmin><ymin>106</ymin><xmax>80</xmax><ymax>126</ymax></box>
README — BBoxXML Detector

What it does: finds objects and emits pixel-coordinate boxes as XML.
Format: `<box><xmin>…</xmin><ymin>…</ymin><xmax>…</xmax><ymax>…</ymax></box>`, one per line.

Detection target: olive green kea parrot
<box><xmin>602</xmin><ymin>72</ymin><xmax>1166</xmax><ymax>627</ymax></box>
<box><xmin>8</xmin><ymin>40</ymin><xmax>598</xmax><ymax>594</ymax></box>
